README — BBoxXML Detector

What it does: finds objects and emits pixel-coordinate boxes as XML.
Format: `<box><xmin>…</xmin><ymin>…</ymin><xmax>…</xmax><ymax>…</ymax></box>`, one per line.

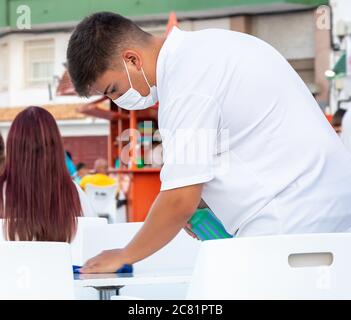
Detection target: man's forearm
<box><xmin>121</xmin><ymin>185</ymin><xmax>202</xmax><ymax>264</ymax></box>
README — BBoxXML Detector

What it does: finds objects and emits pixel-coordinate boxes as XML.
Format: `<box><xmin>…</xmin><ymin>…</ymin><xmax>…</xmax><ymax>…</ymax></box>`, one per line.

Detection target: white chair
<box><xmin>116</xmin><ymin>191</ymin><xmax>128</xmax><ymax>223</ymax></box>
<box><xmin>186</xmin><ymin>233</ymin><xmax>351</xmax><ymax>300</ymax></box>
<box><xmin>70</xmin><ymin>217</ymin><xmax>108</xmax><ymax>266</ymax></box>
<box><xmin>70</xmin><ymin>217</ymin><xmax>108</xmax><ymax>300</ymax></box>
<box><xmin>85</xmin><ymin>184</ymin><xmax>119</xmax><ymax>223</ymax></box>
<box><xmin>1</xmin><ymin>217</ymin><xmax>108</xmax><ymax>266</ymax></box>
<box><xmin>0</xmin><ymin>218</ymin><xmax>107</xmax><ymax>300</ymax></box>
<box><xmin>81</xmin><ymin>222</ymin><xmax>201</xmax><ymax>299</ymax></box>
<box><xmin>0</xmin><ymin>241</ymin><xmax>74</xmax><ymax>300</ymax></box>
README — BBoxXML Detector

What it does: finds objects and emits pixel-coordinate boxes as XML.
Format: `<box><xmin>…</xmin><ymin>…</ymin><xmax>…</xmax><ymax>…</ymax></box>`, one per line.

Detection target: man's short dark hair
<box><xmin>76</xmin><ymin>162</ymin><xmax>86</xmax><ymax>171</ymax></box>
<box><xmin>67</xmin><ymin>12</ymin><xmax>152</xmax><ymax>97</ymax></box>
<box><xmin>332</xmin><ymin>108</ymin><xmax>347</xmax><ymax>127</ymax></box>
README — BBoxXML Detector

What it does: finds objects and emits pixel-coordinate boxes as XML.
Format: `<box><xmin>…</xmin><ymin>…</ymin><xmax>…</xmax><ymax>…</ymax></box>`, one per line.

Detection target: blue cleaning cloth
<box><xmin>73</xmin><ymin>264</ymin><xmax>133</xmax><ymax>274</ymax></box>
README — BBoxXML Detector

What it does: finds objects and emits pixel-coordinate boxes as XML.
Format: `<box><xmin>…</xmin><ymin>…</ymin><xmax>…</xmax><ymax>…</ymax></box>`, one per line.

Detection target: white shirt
<box><xmin>157</xmin><ymin>27</ymin><xmax>351</xmax><ymax>237</ymax></box>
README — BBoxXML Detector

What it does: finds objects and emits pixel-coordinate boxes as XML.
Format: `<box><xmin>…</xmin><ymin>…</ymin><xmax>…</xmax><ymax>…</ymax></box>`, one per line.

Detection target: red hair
<box><xmin>0</xmin><ymin>106</ymin><xmax>82</xmax><ymax>242</ymax></box>
<box><xmin>0</xmin><ymin>132</ymin><xmax>4</xmax><ymax>174</ymax></box>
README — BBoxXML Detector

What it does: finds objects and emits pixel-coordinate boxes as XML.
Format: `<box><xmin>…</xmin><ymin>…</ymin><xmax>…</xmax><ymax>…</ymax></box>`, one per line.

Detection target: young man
<box><xmin>67</xmin><ymin>12</ymin><xmax>351</xmax><ymax>273</ymax></box>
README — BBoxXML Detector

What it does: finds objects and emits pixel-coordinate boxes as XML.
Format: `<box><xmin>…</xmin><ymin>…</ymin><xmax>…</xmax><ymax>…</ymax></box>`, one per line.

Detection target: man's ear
<box><xmin>123</xmin><ymin>50</ymin><xmax>142</xmax><ymax>70</ymax></box>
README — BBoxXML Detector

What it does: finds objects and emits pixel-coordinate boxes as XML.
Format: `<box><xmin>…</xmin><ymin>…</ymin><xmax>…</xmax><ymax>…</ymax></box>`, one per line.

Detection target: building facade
<box><xmin>0</xmin><ymin>0</ymin><xmax>329</xmax><ymax>166</ymax></box>
<box><xmin>328</xmin><ymin>0</ymin><xmax>351</xmax><ymax>112</ymax></box>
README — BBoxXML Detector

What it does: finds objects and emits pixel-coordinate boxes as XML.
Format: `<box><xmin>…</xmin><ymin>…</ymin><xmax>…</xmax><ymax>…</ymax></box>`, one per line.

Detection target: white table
<box><xmin>74</xmin><ymin>269</ymin><xmax>193</xmax><ymax>300</ymax></box>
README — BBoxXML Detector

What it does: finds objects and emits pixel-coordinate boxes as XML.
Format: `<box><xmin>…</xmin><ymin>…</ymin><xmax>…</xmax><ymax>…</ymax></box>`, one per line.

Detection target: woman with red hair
<box><xmin>0</xmin><ymin>106</ymin><xmax>93</xmax><ymax>242</ymax></box>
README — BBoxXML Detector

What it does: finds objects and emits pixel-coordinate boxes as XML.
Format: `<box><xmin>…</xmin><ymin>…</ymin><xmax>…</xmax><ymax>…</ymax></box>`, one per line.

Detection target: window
<box><xmin>24</xmin><ymin>39</ymin><xmax>54</xmax><ymax>87</ymax></box>
<box><xmin>0</xmin><ymin>43</ymin><xmax>9</xmax><ymax>92</ymax></box>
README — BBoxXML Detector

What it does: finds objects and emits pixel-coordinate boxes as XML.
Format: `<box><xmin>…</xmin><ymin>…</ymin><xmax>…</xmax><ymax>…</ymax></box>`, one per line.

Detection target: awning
<box><xmin>0</xmin><ymin>104</ymin><xmax>90</xmax><ymax>122</ymax></box>
<box><xmin>333</xmin><ymin>52</ymin><xmax>346</xmax><ymax>76</ymax></box>
<box><xmin>326</xmin><ymin>53</ymin><xmax>346</xmax><ymax>80</ymax></box>
<box><xmin>76</xmin><ymin>97</ymin><xmax>129</xmax><ymax>121</ymax></box>
<box><xmin>1</xmin><ymin>0</ymin><xmax>328</xmax><ymax>32</ymax></box>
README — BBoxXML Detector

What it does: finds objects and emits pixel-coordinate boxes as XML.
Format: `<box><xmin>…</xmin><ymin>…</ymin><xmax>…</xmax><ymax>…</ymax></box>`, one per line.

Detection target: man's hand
<box><xmin>80</xmin><ymin>249</ymin><xmax>128</xmax><ymax>274</ymax></box>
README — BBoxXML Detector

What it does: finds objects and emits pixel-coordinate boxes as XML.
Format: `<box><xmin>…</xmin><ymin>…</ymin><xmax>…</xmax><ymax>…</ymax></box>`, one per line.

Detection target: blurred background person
<box><xmin>74</xmin><ymin>162</ymin><xmax>89</xmax><ymax>184</ymax></box>
<box><xmin>80</xmin><ymin>158</ymin><xmax>116</xmax><ymax>190</ymax></box>
<box><xmin>65</xmin><ymin>149</ymin><xmax>77</xmax><ymax>178</ymax></box>
<box><xmin>332</xmin><ymin>108</ymin><xmax>346</xmax><ymax>136</ymax></box>
<box><xmin>0</xmin><ymin>106</ymin><xmax>94</xmax><ymax>242</ymax></box>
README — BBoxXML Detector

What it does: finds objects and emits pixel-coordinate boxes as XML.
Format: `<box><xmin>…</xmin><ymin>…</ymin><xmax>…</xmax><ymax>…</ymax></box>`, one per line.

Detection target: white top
<box><xmin>74</xmin><ymin>182</ymin><xmax>95</xmax><ymax>217</ymax></box>
<box><xmin>157</xmin><ymin>27</ymin><xmax>351</xmax><ymax>237</ymax></box>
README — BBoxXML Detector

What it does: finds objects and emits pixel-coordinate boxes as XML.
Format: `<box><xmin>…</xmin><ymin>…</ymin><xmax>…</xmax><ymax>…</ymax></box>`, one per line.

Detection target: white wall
<box><xmin>178</xmin><ymin>13</ymin><xmax>314</xmax><ymax>60</ymax></box>
<box><xmin>0</xmin><ymin>31</ymin><xmax>109</xmax><ymax>140</ymax></box>
<box><xmin>251</xmin><ymin>11</ymin><xmax>315</xmax><ymax>60</ymax></box>
<box><xmin>143</xmin><ymin>17</ymin><xmax>231</xmax><ymax>33</ymax></box>
<box><xmin>330</xmin><ymin>0</ymin><xmax>351</xmax><ymax>36</ymax></box>
<box><xmin>179</xmin><ymin>17</ymin><xmax>230</xmax><ymax>31</ymax></box>
<box><xmin>56</xmin><ymin>118</ymin><xmax>109</xmax><ymax>137</ymax></box>
<box><xmin>0</xmin><ymin>117</ymin><xmax>109</xmax><ymax>142</ymax></box>
<box><xmin>0</xmin><ymin>31</ymin><xmax>89</xmax><ymax>108</ymax></box>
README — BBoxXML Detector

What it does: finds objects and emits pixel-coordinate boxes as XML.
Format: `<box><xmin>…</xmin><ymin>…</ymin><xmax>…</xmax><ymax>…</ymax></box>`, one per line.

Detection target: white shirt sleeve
<box><xmin>159</xmin><ymin>93</ymin><xmax>220</xmax><ymax>191</ymax></box>
<box><xmin>73</xmin><ymin>181</ymin><xmax>95</xmax><ymax>217</ymax></box>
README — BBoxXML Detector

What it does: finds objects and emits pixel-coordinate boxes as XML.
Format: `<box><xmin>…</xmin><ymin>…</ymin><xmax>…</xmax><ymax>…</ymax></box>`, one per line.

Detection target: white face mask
<box><xmin>113</xmin><ymin>59</ymin><xmax>158</xmax><ymax>110</ymax></box>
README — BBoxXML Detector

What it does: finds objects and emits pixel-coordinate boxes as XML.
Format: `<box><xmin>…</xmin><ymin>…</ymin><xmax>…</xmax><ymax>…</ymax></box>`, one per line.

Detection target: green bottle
<box><xmin>188</xmin><ymin>208</ymin><xmax>233</xmax><ymax>241</ymax></box>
